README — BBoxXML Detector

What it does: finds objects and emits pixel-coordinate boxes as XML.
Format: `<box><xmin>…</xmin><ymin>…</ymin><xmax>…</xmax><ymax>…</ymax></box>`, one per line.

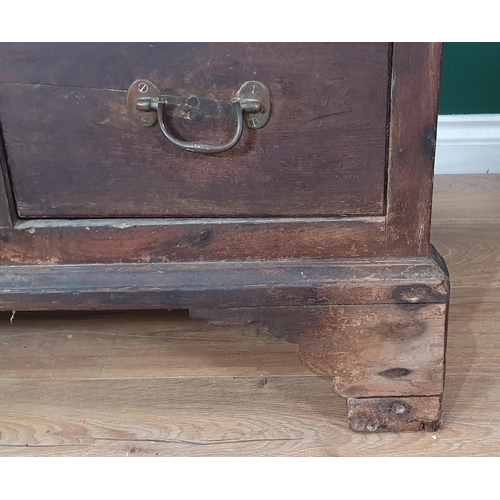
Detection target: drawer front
<box><xmin>0</xmin><ymin>43</ymin><xmax>390</xmax><ymax>218</ymax></box>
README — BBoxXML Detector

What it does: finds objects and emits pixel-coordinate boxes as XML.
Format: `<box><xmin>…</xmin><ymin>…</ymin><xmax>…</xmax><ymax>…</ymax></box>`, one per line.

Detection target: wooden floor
<box><xmin>1</xmin><ymin>174</ymin><xmax>499</xmax><ymax>456</ymax></box>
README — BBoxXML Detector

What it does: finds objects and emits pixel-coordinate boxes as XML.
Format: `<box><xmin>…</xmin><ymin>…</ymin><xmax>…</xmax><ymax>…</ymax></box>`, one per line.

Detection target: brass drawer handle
<box><xmin>127</xmin><ymin>79</ymin><xmax>270</xmax><ymax>154</ymax></box>
<box><xmin>157</xmin><ymin>100</ymin><xmax>243</xmax><ymax>153</ymax></box>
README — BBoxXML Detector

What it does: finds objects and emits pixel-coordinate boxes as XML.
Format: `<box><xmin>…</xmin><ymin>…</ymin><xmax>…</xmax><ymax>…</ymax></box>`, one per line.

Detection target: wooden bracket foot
<box><xmin>347</xmin><ymin>396</ymin><xmax>442</xmax><ymax>432</ymax></box>
<box><xmin>0</xmin><ymin>251</ymin><xmax>449</xmax><ymax>433</ymax></box>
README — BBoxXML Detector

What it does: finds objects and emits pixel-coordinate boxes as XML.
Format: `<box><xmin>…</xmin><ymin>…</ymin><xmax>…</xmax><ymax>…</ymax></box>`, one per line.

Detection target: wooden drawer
<box><xmin>0</xmin><ymin>43</ymin><xmax>389</xmax><ymax>218</ymax></box>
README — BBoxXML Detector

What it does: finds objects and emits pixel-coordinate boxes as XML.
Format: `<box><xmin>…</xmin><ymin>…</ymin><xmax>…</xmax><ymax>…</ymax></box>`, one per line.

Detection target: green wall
<box><xmin>439</xmin><ymin>42</ymin><xmax>500</xmax><ymax>115</ymax></box>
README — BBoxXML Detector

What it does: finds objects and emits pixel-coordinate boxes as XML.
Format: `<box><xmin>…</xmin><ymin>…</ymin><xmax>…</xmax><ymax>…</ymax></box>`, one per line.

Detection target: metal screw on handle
<box><xmin>137</xmin><ymin>82</ymin><xmax>149</xmax><ymax>93</ymax></box>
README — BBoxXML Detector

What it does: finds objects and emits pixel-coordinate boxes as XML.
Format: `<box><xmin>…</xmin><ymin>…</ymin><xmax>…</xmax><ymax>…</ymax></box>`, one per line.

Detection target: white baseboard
<box><xmin>435</xmin><ymin>114</ymin><xmax>500</xmax><ymax>174</ymax></box>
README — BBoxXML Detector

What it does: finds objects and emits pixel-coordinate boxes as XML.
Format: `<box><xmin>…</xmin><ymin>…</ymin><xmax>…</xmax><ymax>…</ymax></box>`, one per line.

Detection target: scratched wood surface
<box><xmin>0</xmin><ymin>43</ymin><xmax>389</xmax><ymax>218</ymax></box>
<box><xmin>385</xmin><ymin>42</ymin><xmax>442</xmax><ymax>256</ymax></box>
<box><xmin>0</xmin><ymin>174</ymin><xmax>499</xmax><ymax>456</ymax></box>
<box><xmin>0</xmin><ymin>217</ymin><xmax>387</xmax><ymax>264</ymax></box>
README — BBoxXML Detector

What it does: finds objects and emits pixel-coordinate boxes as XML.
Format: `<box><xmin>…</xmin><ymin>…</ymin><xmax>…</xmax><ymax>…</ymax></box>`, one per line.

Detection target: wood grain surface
<box><xmin>193</xmin><ymin>304</ymin><xmax>447</xmax><ymax>398</ymax></box>
<box><xmin>432</xmin><ymin>174</ymin><xmax>500</xmax><ymax>223</ymax></box>
<box><xmin>0</xmin><ymin>217</ymin><xmax>387</xmax><ymax>264</ymax></box>
<box><xmin>347</xmin><ymin>396</ymin><xmax>442</xmax><ymax>432</ymax></box>
<box><xmin>385</xmin><ymin>43</ymin><xmax>442</xmax><ymax>256</ymax></box>
<box><xmin>0</xmin><ymin>43</ymin><xmax>389</xmax><ymax>218</ymax></box>
<box><xmin>0</xmin><ymin>174</ymin><xmax>498</xmax><ymax>455</ymax></box>
<box><xmin>0</xmin><ymin>133</ymin><xmax>13</xmax><ymax>228</ymax></box>
<box><xmin>0</xmin><ymin>256</ymin><xmax>447</xmax><ymax>310</ymax></box>
<box><xmin>431</xmin><ymin>224</ymin><xmax>500</xmax><ymax>287</ymax></box>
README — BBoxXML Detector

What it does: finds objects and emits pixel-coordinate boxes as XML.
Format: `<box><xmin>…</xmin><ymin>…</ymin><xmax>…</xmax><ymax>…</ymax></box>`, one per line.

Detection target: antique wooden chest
<box><xmin>0</xmin><ymin>43</ymin><xmax>449</xmax><ymax>432</ymax></box>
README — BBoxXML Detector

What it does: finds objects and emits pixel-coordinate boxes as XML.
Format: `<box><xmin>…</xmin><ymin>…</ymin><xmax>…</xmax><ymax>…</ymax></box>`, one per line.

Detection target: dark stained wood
<box><xmin>0</xmin><ymin>217</ymin><xmax>386</xmax><ymax>264</ymax></box>
<box><xmin>0</xmin><ymin>42</ymin><xmax>388</xmax><ymax>94</ymax></box>
<box><xmin>0</xmin><ymin>132</ymin><xmax>14</xmax><ymax>228</ymax></box>
<box><xmin>347</xmin><ymin>396</ymin><xmax>442</xmax><ymax>432</ymax></box>
<box><xmin>0</xmin><ymin>255</ymin><xmax>449</xmax><ymax>311</ymax></box>
<box><xmin>0</xmin><ymin>165</ymin><xmax>12</xmax><ymax>227</ymax></box>
<box><xmin>385</xmin><ymin>43</ymin><xmax>442</xmax><ymax>256</ymax></box>
<box><xmin>0</xmin><ymin>43</ymin><xmax>390</xmax><ymax>218</ymax></box>
<box><xmin>0</xmin><ymin>43</ymin><xmax>448</xmax><ymax>435</ymax></box>
<box><xmin>192</xmin><ymin>303</ymin><xmax>447</xmax><ymax>398</ymax></box>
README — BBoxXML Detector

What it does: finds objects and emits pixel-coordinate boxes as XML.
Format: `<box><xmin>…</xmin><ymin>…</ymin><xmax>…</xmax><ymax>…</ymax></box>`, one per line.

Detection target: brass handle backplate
<box><xmin>126</xmin><ymin>79</ymin><xmax>271</xmax><ymax>154</ymax></box>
